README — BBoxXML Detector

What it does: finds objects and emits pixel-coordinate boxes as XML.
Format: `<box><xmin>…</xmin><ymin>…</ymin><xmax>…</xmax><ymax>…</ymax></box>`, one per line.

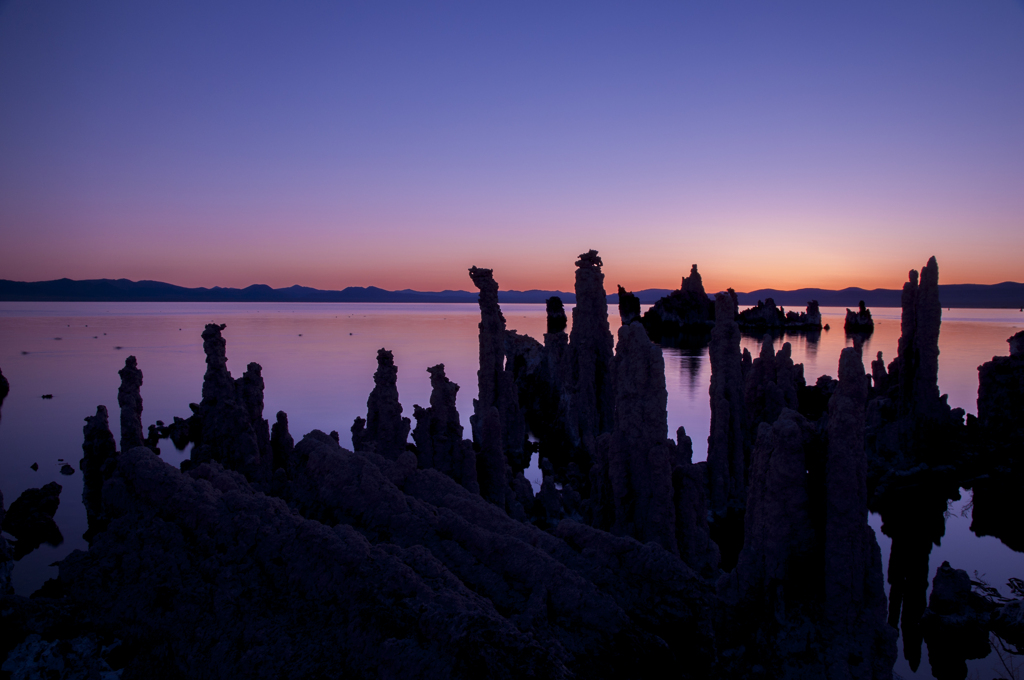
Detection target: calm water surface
<box><xmin>1</xmin><ymin>302</ymin><xmax>1022</xmax><ymax>677</ymax></box>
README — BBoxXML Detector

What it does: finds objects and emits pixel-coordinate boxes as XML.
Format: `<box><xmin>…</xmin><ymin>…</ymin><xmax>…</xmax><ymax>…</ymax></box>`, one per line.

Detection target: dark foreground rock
<box><xmin>1</xmin><ymin>483</ymin><xmax>63</xmax><ymax>561</ymax></box>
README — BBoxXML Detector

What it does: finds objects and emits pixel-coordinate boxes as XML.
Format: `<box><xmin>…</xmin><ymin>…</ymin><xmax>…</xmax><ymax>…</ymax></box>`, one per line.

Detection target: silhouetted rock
<box><xmin>921</xmin><ymin>561</ymin><xmax>995</xmax><ymax>680</ymax></box>
<box><xmin>351</xmin><ymin>348</ymin><xmax>411</xmax><ymax>460</ymax></box>
<box><xmin>737</xmin><ymin>298</ymin><xmax>785</xmax><ymax>329</ymax></box>
<box><xmin>569</xmin><ymin>251</ymin><xmax>615</xmax><ymax>453</ymax></box>
<box><xmin>672</xmin><ymin>426</ymin><xmax>719</xmax><ymax>577</ymax></box>
<box><xmin>117</xmin><ymin>356</ymin><xmax>144</xmax><ymax>453</ymax></box>
<box><xmin>591</xmin><ymin>322</ymin><xmax>677</xmax><ymax>553</ymax></box>
<box><xmin>546</xmin><ymin>296</ymin><xmax>567</xmax><ymax>334</ymax></box>
<box><xmin>166</xmin><ymin>416</ymin><xmax>190</xmax><ymax>450</ymax></box>
<box><xmin>469</xmin><ymin>266</ymin><xmax>527</xmax><ymax>472</ymax></box>
<box><xmin>824</xmin><ymin>347</ymin><xmax>894</xmax><ymax>677</ymax></box>
<box><xmin>412</xmin><ymin>364</ymin><xmax>478</xmax><ymax>492</ymax></box>
<box><xmin>844</xmin><ymin>301</ymin><xmax>875</xmax><ymax>334</ymax></box>
<box><xmin>707</xmin><ymin>293</ymin><xmax>747</xmax><ymax>520</ymax></box>
<box><xmin>187</xmin><ymin>324</ymin><xmax>271</xmax><ymax>480</ymax></box>
<box><xmin>270</xmin><ymin>410</ymin><xmax>293</xmax><ymax>471</ymax></box>
<box><xmin>871</xmin><ymin>351</ymin><xmax>888</xmax><ymax>395</ymax></box>
<box><xmin>977</xmin><ymin>330</ymin><xmax>1024</xmax><ymax>444</ymax></box>
<box><xmin>58</xmin><ymin>447</ymin><xmax>572</xmax><ymax>679</ymax></box>
<box><xmin>743</xmin><ymin>336</ymin><xmax>804</xmax><ymax>445</ymax></box>
<box><xmin>640</xmin><ymin>264</ymin><xmax>714</xmax><ymax>345</ymax></box>
<box><xmin>616</xmin><ymin>286</ymin><xmax>640</xmax><ymax>326</ymax></box>
<box><xmin>716</xmin><ymin>347</ymin><xmax>894</xmax><ymax>677</ymax></box>
<box><xmin>80</xmin><ymin>405</ymin><xmax>118</xmax><ymax>542</ymax></box>
<box><xmin>2</xmin><ymin>483</ymin><xmax>63</xmax><ymax>560</ymax></box>
<box><xmin>0</xmin><ymin>366</ymin><xmax>9</xmax><ymax>422</ymax></box>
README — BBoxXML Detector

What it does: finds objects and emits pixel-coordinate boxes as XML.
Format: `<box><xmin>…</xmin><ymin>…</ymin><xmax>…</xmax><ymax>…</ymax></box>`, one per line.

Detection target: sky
<box><xmin>1</xmin><ymin>1</ymin><xmax>1023</xmax><ymax>295</ymax></box>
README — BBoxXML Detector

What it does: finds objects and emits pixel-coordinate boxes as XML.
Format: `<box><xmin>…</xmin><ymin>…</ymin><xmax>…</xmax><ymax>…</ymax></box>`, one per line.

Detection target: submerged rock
<box><xmin>640</xmin><ymin>264</ymin><xmax>714</xmax><ymax>345</ymax></box>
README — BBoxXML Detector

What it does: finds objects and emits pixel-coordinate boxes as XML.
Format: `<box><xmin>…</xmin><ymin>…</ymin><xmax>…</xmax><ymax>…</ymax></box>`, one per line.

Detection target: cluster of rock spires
<box><xmin>1</xmin><ymin>253</ymin><xmax>1022</xmax><ymax>679</ymax></box>
<box><xmin>639</xmin><ymin>264</ymin><xmax>824</xmax><ymax>347</ymax></box>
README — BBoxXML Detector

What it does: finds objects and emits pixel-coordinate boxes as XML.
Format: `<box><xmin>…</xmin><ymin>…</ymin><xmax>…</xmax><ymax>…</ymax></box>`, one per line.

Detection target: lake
<box><xmin>1</xmin><ymin>301</ymin><xmax>1022</xmax><ymax>678</ymax></box>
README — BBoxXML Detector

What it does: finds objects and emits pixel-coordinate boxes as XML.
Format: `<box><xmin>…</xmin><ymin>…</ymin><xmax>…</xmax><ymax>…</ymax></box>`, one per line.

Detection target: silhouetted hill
<box><xmin>1</xmin><ymin>278</ymin><xmax>1021</xmax><ymax>308</ymax></box>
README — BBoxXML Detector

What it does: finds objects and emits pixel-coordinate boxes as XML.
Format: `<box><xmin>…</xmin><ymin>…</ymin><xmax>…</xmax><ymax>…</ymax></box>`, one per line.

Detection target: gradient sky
<box><xmin>1</xmin><ymin>1</ymin><xmax>1023</xmax><ymax>294</ymax></box>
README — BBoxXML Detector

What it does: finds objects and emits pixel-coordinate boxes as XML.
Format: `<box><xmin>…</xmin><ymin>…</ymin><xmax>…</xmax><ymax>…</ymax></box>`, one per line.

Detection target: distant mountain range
<box><xmin>1</xmin><ymin>277</ymin><xmax>1023</xmax><ymax>308</ymax></box>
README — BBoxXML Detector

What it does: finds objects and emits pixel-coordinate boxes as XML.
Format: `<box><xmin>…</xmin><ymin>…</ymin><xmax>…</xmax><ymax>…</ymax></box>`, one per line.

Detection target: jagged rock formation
<box><xmin>707</xmin><ymin>292</ymin><xmax>747</xmax><ymax>519</ymax></box>
<box><xmin>716</xmin><ymin>347</ymin><xmax>894</xmax><ymax>677</ymax></box>
<box><xmin>1</xmin><ymin>483</ymin><xmax>63</xmax><ymax>561</ymax></box>
<box><xmin>270</xmin><ymin>410</ymin><xmax>294</xmax><ymax>471</ymax></box>
<box><xmin>844</xmin><ymin>301</ymin><xmax>875</xmax><ymax>334</ymax></box>
<box><xmin>80</xmin><ymin>405</ymin><xmax>118</xmax><ymax>542</ymax></box>
<box><xmin>640</xmin><ymin>264</ymin><xmax>714</xmax><ymax>345</ymax></box>
<box><xmin>969</xmin><ymin>330</ymin><xmax>1024</xmax><ymax>552</ymax></box>
<box><xmin>824</xmin><ymin>347</ymin><xmax>894</xmax><ymax>677</ymax></box>
<box><xmin>186</xmin><ymin>324</ymin><xmax>272</xmax><ymax>481</ymax></box>
<box><xmin>569</xmin><ymin>251</ymin><xmax>615</xmax><ymax>450</ymax></box>
<box><xmin>546</xmin><ymin>296</ymin><xmax>567</xmax><ymax>334</ymax></box>
<box><xmin>57</xmin><ymin>418</ymin><xmax>716</xmax><ymax>679</ymax></box>
<box><xmin>117</xmin><ymin>356</ymin><xmax>144</xmax><ymax>453</ymax></box>
<box><xmin>893</xmin><ymin>258</ymin><xmax>948</xmax><ymax>441</ymax></box>
<box><xmin>589</xmin><ymin>322</ymin><xmax>677</xmax><ymax>553</ymax></box>
<box><xmin>736</xmin><ymin>298</ymin><xmax>786</xmax><ymax>329</ymax></box>
<box><xmin>617</xmin><ymin>286</ymin><xmax>641</xmax><ymax>325</ymax></box>
<box><xmin>737</xmin><ymin>298</ymin><xmax>824</xmax><ymax>334</ymax></box>
<box><xmin>977</xmin><ymin>330</ymin><xmax>1024</xmax><ymax>443</ymax></box>
<box><xmin>468</xmin><ymin>267</ymin><xmax>527</xmax><ymax>473</ymax></box>
<box><xmin>412</xmin><ymin>364</ymin><xmax>478</xmax><ymax>492</ymax></box>
<box><xmin>743</xmin><ymin>336</ymin><xmax>804</xmax><ymax>445</ymax></box>
<box><xmin>18</xmin><ymin>253</ymin><xmax>999</xmax><ymax>679</ymax></box>
<box><xmin>351</xmin><ymin>348</ymin><xmax>411</xmax><ymax>460</ymax></box>
<box><xmin>671</xmin><ymin>433</ymin><xmax>719</xmax><ymax>578</ymax></box>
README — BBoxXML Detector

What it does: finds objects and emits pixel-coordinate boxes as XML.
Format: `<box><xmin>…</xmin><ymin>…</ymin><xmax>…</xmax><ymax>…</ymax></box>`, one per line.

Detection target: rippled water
<box><xmin>1</xmin><ymin>301</ymin><xmax>1022</xmax><ymax>677</ymax></box>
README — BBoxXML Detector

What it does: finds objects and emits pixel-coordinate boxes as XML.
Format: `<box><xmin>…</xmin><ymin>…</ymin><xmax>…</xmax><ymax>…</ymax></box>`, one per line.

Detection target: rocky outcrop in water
<box><xmin>351</xmin><ymin>348</ymin><xmax>411</xmax><ymax>460</ymax></box>
<box><xmin>640</xmin><ymin>264</ymin><xmax>714</xmax><ymax>345</ymax></box>
<box><xmin>844</xmin><ymin>301</ymin><xmax>875</xmax><ymax>334</ymax></box>
<box><xmin>117</xmin><ymin>356</ymin><xmax>144</xmax><ymax>453</ymax></box>
<box><xmin>412</xmin><ymin>364</ymin><xmax>478</xmax><ymax>493</ymax></box>
<box><xmin>2</xmin><ymin>483</ymin><xmax>63</xmax><ymax>561</ymax></box>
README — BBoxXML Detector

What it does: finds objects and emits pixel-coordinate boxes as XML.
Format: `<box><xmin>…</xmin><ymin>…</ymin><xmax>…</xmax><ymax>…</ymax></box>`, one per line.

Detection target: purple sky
<box><xmin>1</xmin><ymin>1</ymin><xmax>1023</xmax><ymax>294</ymax></box>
